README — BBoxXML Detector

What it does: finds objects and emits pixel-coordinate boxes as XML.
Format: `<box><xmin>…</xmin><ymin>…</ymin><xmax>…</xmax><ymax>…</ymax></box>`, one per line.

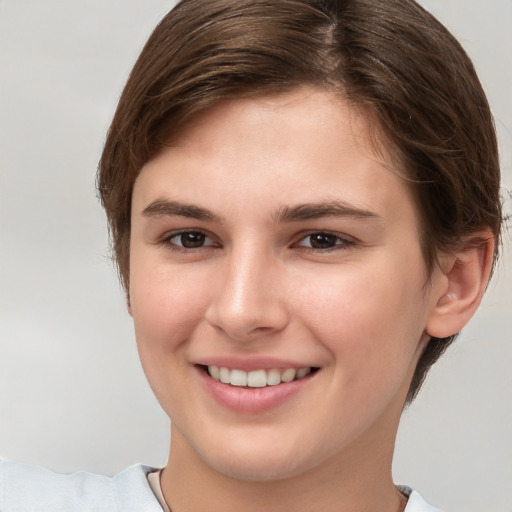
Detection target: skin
<box><xmin>128</xmin><ymin>88</ymin><xmax>475</xmax><ymax>512</ymax></box>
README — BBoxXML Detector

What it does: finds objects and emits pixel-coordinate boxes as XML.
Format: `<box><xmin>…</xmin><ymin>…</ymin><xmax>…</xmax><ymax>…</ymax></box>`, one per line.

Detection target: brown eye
<box><xmin>169</xmin><ymin>231</ymin><xmax>213</xmax><ymax>249</ymax></box>
<box><xmin>307</xmin><ymin>233</ymin><xmax>339</xmax><ymax>249</ymax></box>
<box><xmin>297</xmin><ymin>232</ymin><xmax>353</xmax><ymax>250</ymax></box>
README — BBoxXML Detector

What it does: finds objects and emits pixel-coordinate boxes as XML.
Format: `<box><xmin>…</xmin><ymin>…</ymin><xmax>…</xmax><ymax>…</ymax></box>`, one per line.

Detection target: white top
<box><xmin>0</xmin><ymin>459</ymin><xmax>442</xmax><ymax>511</ymax></box>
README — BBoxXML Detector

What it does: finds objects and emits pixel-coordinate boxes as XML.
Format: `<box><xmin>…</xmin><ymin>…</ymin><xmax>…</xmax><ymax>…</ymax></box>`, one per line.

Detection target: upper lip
<box><xmin>194</xmin><ymin>356</ymin><xmax>317</xmax><ymax>372</ymax></box>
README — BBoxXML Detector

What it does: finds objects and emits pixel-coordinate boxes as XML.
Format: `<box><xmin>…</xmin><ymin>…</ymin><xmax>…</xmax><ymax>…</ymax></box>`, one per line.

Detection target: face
<box><xmin>129</xmin><ymin>88</ymin><xmax>446</xmax><ymax>481</ymax></box>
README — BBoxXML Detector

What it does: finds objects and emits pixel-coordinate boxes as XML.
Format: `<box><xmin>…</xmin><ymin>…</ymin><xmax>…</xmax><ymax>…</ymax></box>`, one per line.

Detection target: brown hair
<box><xmin>98</xmin><ymin>0</ymin><xmax>502</xmax><ymax>403</ymax></box>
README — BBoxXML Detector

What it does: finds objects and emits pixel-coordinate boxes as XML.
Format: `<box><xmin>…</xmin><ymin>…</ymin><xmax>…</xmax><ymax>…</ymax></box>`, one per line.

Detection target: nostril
<box><xmin>205</xmin><ymin>307</ymin><xmax>289</xmax><ymax>342</ymax></box>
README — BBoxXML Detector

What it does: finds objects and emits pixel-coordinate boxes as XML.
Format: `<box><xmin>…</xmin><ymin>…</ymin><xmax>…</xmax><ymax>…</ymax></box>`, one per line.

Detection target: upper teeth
<box><xmin>207</xmin><ymin>366</ymin><xmax>311</xmax><ymax>387</ymax></box>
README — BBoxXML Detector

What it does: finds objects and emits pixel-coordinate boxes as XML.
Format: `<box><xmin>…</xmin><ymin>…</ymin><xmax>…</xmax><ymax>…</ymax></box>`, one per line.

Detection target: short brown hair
<box><xmin>98</xmin><ymin>0</ymin><xmax>502</xmax><ymax>402</ymax></box>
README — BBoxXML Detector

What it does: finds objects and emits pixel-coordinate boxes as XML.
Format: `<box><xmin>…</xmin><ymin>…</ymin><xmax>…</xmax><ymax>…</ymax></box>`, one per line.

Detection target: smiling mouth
<box><xmin>204</xmin><ymin>365</ymin><xmax>318</xmax><ymax>388</ymax></box>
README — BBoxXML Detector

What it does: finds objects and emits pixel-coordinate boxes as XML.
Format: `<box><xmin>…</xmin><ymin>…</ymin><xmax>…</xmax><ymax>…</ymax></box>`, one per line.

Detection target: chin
<box><xmin>188</xmin><ymin>430</ymin><xmax>323</xmax><ymax>482</ymax></box>
<box><xmin>205</xmin><ymin>453</ymin><xmax>309</xmax><ymax>482</ymax></box>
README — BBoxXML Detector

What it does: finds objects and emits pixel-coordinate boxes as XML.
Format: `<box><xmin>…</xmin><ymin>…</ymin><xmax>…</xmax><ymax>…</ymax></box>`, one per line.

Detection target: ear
<box><xmin>426</xmin><ymin>231</ymin><xmax>495</xmax><ymax>339</ymax></box>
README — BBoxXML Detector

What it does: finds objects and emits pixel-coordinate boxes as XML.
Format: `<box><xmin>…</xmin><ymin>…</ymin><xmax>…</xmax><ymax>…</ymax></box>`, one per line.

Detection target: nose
<box><xmin>205</xmin><ymin>245</ymin><xmax>289</xmax><ymax>342</ymax></box>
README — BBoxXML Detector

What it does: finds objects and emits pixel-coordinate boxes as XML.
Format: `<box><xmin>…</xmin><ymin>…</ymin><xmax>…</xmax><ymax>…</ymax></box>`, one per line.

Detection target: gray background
<box><xmin>0</xmin><ymin>1</ymin><xmax>511</xmax><ymax>511</ymax></box>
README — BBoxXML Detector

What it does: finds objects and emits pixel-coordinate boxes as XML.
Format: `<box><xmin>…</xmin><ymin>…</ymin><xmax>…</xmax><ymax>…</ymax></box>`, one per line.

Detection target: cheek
<box><xmin>130</xmin><ymin>263</ymin><xmax>210</xmax><ymax>357</ymax></box>
<box><xmin>129</xmin><ymin>264</ymin><xmax>213</xmax><ymax>412</ymax></box>
<box><xmin>294</xmin><ymin>258</ymin><xmax>427</xmax><ymax>375</ymax></box>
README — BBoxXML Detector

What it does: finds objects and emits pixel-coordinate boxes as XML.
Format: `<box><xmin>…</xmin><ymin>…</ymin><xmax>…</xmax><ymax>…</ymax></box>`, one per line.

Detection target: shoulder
<box><xmin>0</xmin><ymin>458</ymin><xmax>164</xmax><ymax>512</ymax></box>
<box><xmin>401</xmin><ymin>486</ymin><xmax>444</xmax><ymax>512</ymax></box>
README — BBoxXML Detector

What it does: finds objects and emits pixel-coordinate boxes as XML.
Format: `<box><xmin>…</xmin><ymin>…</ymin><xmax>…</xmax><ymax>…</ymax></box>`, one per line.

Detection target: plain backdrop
<box><xmin>1</xmin><ymin>1</ymin><xmax>511</xmax><ymax>511</ymax></box>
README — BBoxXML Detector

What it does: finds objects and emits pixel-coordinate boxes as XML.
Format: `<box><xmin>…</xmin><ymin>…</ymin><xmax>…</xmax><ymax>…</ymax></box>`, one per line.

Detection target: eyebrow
<box><xmin>142</xmin><ymin>199</ymin><xmax>224</xmax><ymax>223</ymax></box>
<box><xmin>142</xmin><ymin>198</ymin><xmax>381</xmax><ymax>224</ymax></box>
<box><xmin>273</xmin><ymin>200</ymin><xmax>381</xmax><ymax>223</ymax></box>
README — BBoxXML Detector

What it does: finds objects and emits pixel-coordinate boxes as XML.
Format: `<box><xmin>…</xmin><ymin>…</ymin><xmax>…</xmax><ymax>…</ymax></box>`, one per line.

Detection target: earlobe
<box><xmin>426</xmin><ymin>232</ymin><xmax>495</xmax><ymax>339</ymax></box>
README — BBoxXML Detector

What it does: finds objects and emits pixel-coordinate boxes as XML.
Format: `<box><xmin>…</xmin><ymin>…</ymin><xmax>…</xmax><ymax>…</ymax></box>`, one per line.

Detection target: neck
<box><xmin>160</xmin><ymin>424</ymin><xmax>405</xmax><ymax>512</ymax></box>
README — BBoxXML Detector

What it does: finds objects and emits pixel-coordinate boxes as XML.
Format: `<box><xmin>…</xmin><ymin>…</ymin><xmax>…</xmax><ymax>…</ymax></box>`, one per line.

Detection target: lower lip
<box><xmin>197</xmin><ymin>367</ymin><xmax>315</xmax><ymax>413</ymax></box>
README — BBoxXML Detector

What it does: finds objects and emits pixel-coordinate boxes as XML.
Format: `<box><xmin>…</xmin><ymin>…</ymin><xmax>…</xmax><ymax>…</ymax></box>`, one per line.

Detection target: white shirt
<box><xmin>0</xmin><ymin>459</ymin><xmax>442</xmax><ymax>511</ymax></box>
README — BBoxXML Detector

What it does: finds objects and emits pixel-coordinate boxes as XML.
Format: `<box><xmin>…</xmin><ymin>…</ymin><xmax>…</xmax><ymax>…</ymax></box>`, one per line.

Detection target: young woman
<box><xmin>1</xmin><ymin>1</ymin><xmax>506</xmax><ymax>511</ymax></box>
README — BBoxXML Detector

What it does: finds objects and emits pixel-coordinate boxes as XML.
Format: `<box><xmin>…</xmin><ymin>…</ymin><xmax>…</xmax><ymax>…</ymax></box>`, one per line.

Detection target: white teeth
<box><xmin>230</xmin><ymin>369</ymin><xmax>247</xmax><ymax>386</ymax></box>
<box><xmin>219</xmin><ymin>367</ymin><xmax>230</xmax><ymax>384</ymax></box>
<box><xmin>280</xmin><ymin>368</ymin><xmax>296</xmax><ymax>382</ymax></box>
<box><xmin>209</xmin><ymin>365</ymin><xmax>220</xmax><ymax>380</ymax></box>
<box><xmin>207</xmin><ymin>366</ymin><xmax>313</xmax><ymax>387</ymax></box>
<box><xmin>266</xmin><ymin>368</ymin><xmax>281</xmax><ymax>386</ymax></box>
<box><xmin>296</xmin><ymin>367</ymin><xmax>311</xmax><ymax>379</ymax></box>
<box><xmin>247</xmin><ymin>369</ymin><xmax>267</xmax><ymax>388</ymax></box>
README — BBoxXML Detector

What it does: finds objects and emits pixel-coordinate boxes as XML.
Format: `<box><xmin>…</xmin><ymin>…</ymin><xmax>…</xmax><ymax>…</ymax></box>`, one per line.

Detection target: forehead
<box><xmin>170</xmin><ymin>88</ymin><xmax>391</xmax><ymax>164</ymax></box>
<box><xmin>133</xmin><ymin>88</ymin><xmax>417</xmax><ymax>227</ymax></box>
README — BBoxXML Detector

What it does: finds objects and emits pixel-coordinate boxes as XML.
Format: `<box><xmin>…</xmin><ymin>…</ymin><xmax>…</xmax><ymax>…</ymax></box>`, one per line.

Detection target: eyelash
<box><xmin>160</xmin><ymin>230</ymin><xmax>355</xmax><ymax>253</ymax></box>
<box><xmin>162</xmin><ymin>230</ymin><xmax>218</xmax><ymax>253</ymax></box>
<box><xmin>294</xmin><ymin>231</ymin><xmax>355</xmax><ymax>252</ymax></box>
